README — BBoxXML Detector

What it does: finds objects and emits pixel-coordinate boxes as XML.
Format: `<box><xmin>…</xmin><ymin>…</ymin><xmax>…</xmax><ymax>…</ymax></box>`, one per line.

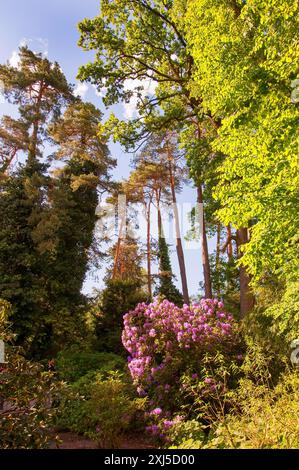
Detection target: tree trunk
<box><xmin>216</xmin><ymin>223</ymin><xmax>221</xmax><ymax>298</ymax></box>
<box><xmin>28</xmin><ymin>119</ymin><xmax>39</xmax><ymax>163</ymax></box>
<box><xmin>236</xmin><ymin>228</ymin><xmax>254</xmax><ymax>318</ymax></box>
<box><xmin>28</xmin><ymin>80</ymin><xmax>44</xmax><ymax>164</ymax></box>
<box><xmin>146</xmin><ymin>202</ymin><xmax>152</xmax><ymax>299</ymax></box>
<box><xmin>112</xmin><ymin>233</ymin><xmax>122</xmax><ymax>280</ymax></box>
<box><xmin>226</xmin><ymin>224</ymin><xmax>233</xmax><ymax>260</ymax></box>
<box><xmin>112</xmin><ymin>205</ymin><xmax>126</xmax><ymax>280</ymax></box>
<box><xmin>168</xmin><ymin>156</ymin><xmax>189</xmax><ymax>304</ymax></box>
<box><xmin>197</xmin><ymin>185</ymin><xmax>212</xmax><ymax>298</ymax></box>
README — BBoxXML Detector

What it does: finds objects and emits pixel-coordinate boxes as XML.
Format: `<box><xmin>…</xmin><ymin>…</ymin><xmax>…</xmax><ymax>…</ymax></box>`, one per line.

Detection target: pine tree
<box><xmin>34</xmin><ymin>102</ymin><xmax>115</xmax><ymax>351</ymax></box>
<box><xmin>0</xmin><ymin>51</ymin><xmax>114</xmax><ymax>356</ymax></box>
<box><xmin>0</xmin><ymin>46</ymin><xmax>73</xmax><ymax>164</ymax></box>
<box><xmin>133</xmin><ymin>133</ymin><xmax>187</xmax><ymax>304</ymax></box>
<box><xmin>0</xmin><ymin>48</ymin><xmax>74</xmax><ymax>355</ymax></box>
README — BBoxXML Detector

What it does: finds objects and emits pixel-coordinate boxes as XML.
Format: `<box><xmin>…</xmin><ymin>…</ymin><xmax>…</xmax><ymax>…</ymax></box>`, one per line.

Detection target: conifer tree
<box><xmin>156</xmin><ymin>233</ymin><xmax>183</xmax><ymax>306</ymax></box>
<box><xmin>0</xmin><ymin>51</ymin><xmax>114</xmax><ymax>356</ymax></box>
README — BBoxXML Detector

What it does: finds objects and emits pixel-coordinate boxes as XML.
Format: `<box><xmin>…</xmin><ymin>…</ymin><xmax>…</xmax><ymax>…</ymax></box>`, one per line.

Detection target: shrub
<box><xmin>144</xmin><ymin>412</ymin><xmax>205</xmax><ymax>448</ymax></box>
<box><xmin>245</xmin><ymin>280</ymin><xmax>299</xmax><ymax>360</ymax></box>
<box><xmin>0</xmin><ymin>350</ymin><xmax>64</xmax><ymax>449</ymax></box>
<box><xmin>57</xmin><ymin>371</ymin><xmax>147</xmax><ymax>448</ymax></box>
<box><xmin>166</xmin><ymin>419</ymin><xmax>206</xmax><ymax>449</ymax></box>
<box><xmin>122</xmin><ymin>298</ymin><xmax>242</xmax><ymax>414</ymax></box>
<box><xmin>202</xmin><ymin>369</ymin><xmax>299</xmax><ymax>449</ymax></box>
<box><xmin>166</xmin><ymin>344</ymin><xmax>299</xmax><ymax>449</ymax></box>
<box><xmin>56</xmin><ymin>346</ymin><xmax>125</xmax><ymax>382</ymax></box>
<box><xmin>0</xmin><ymin>300</ymin><xmax>64</xmax><ymax>449</ymax></box>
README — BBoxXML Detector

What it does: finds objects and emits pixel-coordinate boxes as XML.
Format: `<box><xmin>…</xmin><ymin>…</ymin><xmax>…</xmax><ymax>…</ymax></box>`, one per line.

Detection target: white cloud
<box><xmin>9</xmin><ymin>50</ymin><xmax>21</xmax><ymax>68</ymax></box>
<box><xmin>92</xmin><ymin>84</ymin><xmax>108</xmax><ymax>98</ymax></box>
<box><xmin>24</xmin><ymin>37</ymin><xmax>48</xmax><ymax>56</ymax></box>
<box><xmin>122</xmin><ymin>78</ymin><xmax>157</xmax><ymax>119</ymax></box>
<box><xmin>74</xmin><ymin>82</ymin><xmax>89</xmax><ymax>99</ymax></box>
<box><xmin>9</xmin><ymin>37</ymin><xmax>49</xmax><ymax>69</ymax></box>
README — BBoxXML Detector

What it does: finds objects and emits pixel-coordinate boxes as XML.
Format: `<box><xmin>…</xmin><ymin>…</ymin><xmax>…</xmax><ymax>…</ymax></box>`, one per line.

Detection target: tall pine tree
<box><xmin>0</xmin><ymin>50</ymin><xmax>114</xmax><ymax>356</ymax></box>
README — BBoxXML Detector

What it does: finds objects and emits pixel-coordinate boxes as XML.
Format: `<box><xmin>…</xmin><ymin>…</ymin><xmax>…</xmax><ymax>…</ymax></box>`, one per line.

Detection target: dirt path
<box><xmin>49</xmin><ymin>431</ymin><xmax>156</xmax><ymax>449</ymax></box>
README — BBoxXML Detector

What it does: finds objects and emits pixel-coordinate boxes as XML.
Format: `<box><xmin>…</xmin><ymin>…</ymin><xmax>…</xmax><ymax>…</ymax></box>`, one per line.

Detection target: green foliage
<box><xmin>0</xmin><ymin>46</ymin><xmax>73</xmax><ymax>163</ymax></box>
<box><xmin>94</xmin><ymin>279</ymin><xmax>147</xmax><ymax>354</ymax></box>
<box><xmin>208</xmin><ymin>253</ymin><xmax>240</xmax><ymax>315</ymax></box>
<box><xmin>0</xmin><ymin>160</ymin><xmax>53</xmax><ymax>356</ymax></box>
<box><xmin>0</xmin><ymin>49</ymin><xmax>114</xmax><ymax>358</ymax></box>
<box><xmin>105</xmin><ymin>237</ymin><xmax>145</xmax><ymax>284</ymax></box>
<box><xmin>56</xmin><ymin>346</ymin><xmax>125</xmax><ymax>382</ymax></box>
<box><xmin>261</xmin><ymin>280</ymin><xmax>299</xmax><ymax>345</ymax></box>
<box><xmin>0</xmin><ymin>350</ymin><xmax>64</xmax><ymax>449</ymax></box>
<box><xmin>57</xmin><ymin>371</ymin><xmax>147</xmax><ymax>448</ymax></box>
<box><xmin>167</xmin><ymin>341</ymin><xmax>299</xmax><ymax>449</ymax></box>
<box><xmin>156</xmin><ymin>235</ymin><xmax>183</xmax><ymax>306</ymax></box>
<box><xmin>186</xmin><ymin>0</ymin><xmax>299</xmax><ymax>319</ymax></box>
<box><xmin>169</xmin><ymin>370</ymin><xmax>299</xmax><ymax>449</ymax></box>
<box><xmin>204</xmin><ymin>370</ymin><xmax>299</xmax><ymax>449</ymax></box>
<box><xmin>178</xmin><ymin>351</ymin><xmax>244</xmax><ymax>426</ymax></box>
<box><xmin>77</xmin><ymin>0</ymin><xmax>193</xmax><ymax>150</ymax></box>
<box><xmin>167</xmin><ymin>420</ymin><xmax>205</xmax><ymax>449</ymax></box>
<box><xmin>244</xmin><ymin>279</ymin><xmax>299</xmax><ymax>357</ymax></box>
<box><xmin>0</xmin><ymin>304</ymin><xmax>64</xmax><ymax>449</ymax></box>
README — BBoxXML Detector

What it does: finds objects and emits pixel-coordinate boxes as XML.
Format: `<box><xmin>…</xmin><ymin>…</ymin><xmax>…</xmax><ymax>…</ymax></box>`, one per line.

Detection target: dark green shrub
<box><xmin>94</xmin><ymin>279</ymin><xmax>148</xmax><ymax>355</ymax></box>
<box><xmin>56</xmin><ymin>346</ymin><xmax>125</xmax><ymax>382</ymax></box>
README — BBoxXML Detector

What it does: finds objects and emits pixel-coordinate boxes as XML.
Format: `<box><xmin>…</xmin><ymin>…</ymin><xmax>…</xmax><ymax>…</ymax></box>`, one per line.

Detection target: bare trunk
<box><xmin>216</xmin><ymin>223</ymin><xmax>221</xmax><ymax>270</ymax></box>
<box><xmin>28</xmin><ymin>119</ymin><xmax>39</xmax><ymax>163</ymax></box>
<box><xmin>112</xmin><ymin>204</ymin><xmax>126</xmax><ymax>280</ymax></box>
<box><xmin>146</xmin><ymin>203</ymin><xmax>152</xmax><ymax>299</ymax></box>
<box><xmin>112</xmin><ymin>233</ymin><xmax>122</xmax><ymax>280</ymax></box>
<box><xmin>216</xmin><ymin>223</ymin><xmax>221</xmax><ymax>298</ymax></box>
<box><xmin>197</xmin><ymin>185</ymin><xmax>212</xmax><ymax>298</ymax></box>
<box><xmin>226</xmin><ymin>225</ymin><xmax>233</xmax><ymax>260</ymax></box>
<box><xmin>168</xmin><ymin>157</ymin><xmax>189</xmax><ymax>304</ymax></box>
<box><xmin>236</xmin><ymin>228</ymin><xmax>254</xmax><ymax>318</ymax></box>
<box><xmin>28</xmin><ymin>80</ymin><xmax>44</xmax><ymax>164</ymax></box>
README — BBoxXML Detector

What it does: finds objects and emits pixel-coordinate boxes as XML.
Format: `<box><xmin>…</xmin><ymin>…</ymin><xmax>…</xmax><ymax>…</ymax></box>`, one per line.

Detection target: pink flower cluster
<box><xmin>122</xmin><ymin>298</ymin><xmax>237</xmax><ymax>400</ymax></box>
<box><xmin>145</xmin><ymin>414</ymin><xmax>184</xmax><ymax>437</ymax></box>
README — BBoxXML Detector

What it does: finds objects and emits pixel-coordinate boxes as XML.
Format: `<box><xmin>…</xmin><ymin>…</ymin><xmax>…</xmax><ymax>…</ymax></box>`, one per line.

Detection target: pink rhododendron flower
<box><xmin>122</xmin><ymin>298</ymin><xmax>240</xmax><ymax>408</ymax></box>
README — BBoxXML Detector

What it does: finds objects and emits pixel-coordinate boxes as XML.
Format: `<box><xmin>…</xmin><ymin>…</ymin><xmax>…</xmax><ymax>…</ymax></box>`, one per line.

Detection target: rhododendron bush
<box><xmin>122</xmin><ymin>299</ymin><xmax>242</xmax><ymax>416</ymax></box>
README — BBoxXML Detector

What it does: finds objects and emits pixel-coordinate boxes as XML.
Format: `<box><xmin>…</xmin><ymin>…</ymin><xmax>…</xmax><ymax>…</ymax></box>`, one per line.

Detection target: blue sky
<box><xmin>0</xmin><ymin>0</ymin><xmax>208</xmax><ymax>298</ymax></box>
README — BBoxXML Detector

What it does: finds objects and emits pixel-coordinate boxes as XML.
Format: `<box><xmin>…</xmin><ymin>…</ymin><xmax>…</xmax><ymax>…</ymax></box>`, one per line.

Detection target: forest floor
<box><xmin>49</xmin><ymin>431</ymin><xmax>156</xmax><ymax>449</ymax></box>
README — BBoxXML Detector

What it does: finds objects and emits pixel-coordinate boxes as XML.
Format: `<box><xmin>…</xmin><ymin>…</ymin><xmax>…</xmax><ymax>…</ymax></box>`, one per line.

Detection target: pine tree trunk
<box><xmin>112</xmin><ymin>235</ymin><xmax>122</xmax><ymax>280</ymax></box>
<box><xmin>146</xmin><ymin>202</ymin><xmax>152</xmax><ymax>299</ymax></box>
<box><xmin>112</xmin><ymin>209</ymin><xmax>126</xmax><ymax>280</ymax></box>
<box><xmin>29</xmin><ymin>120</ymin><xmax>39</xmax><ymax>163</ymax></box>
<box><xmin>168</xmin><ymin>158</ymin><xmax>189</xmax><ymax>304</ymax></box>
<box><xmin>197</xmin><ymin>185</ymin><xmax>212</xmax><ymax>298</ymax></box>
<box><xmin>28</xmin><ymin>80</ymin><xmax>44</xmax><ymax>163</ymax></box>
<box><xmin>216</xmin><ymin>223</ymin><xmax>221</xmax><ymax>298</ymax></box>
<box><xmin>236</xmin><ymin>227</ymin><xmax>254</xmax><ymax>318</ymax></box>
